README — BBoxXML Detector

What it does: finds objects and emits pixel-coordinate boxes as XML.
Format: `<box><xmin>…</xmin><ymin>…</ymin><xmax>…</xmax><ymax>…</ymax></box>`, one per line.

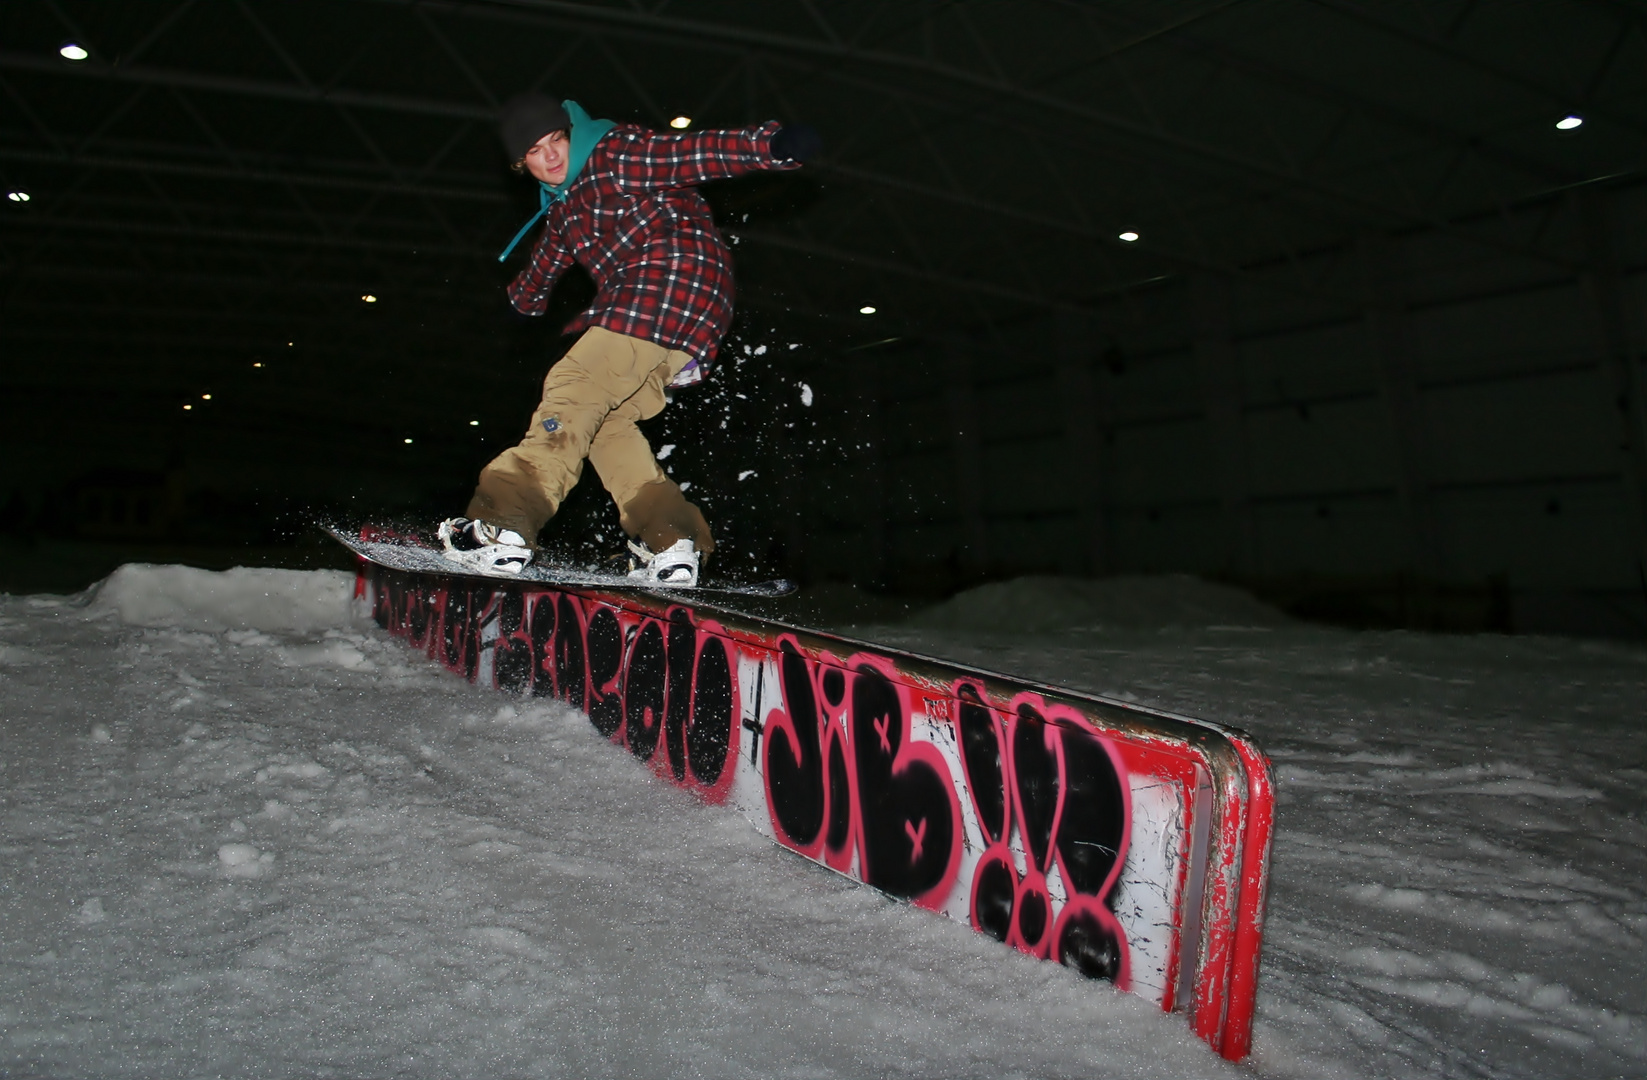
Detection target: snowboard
<box><xmin>325</xmin><ymin>525</ymin><xmax>798</xmax><ymax>598</ymax></box>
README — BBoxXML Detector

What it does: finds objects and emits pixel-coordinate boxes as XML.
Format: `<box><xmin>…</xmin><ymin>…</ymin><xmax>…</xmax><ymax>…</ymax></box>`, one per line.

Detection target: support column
<box><xmin>1576</xmin><ymin>190</ymin><xmax>1647</xmax><ymax>591</ymax></box>
<box><xmin>1190</xmin><ymin>273</ymin><xmax>1256</xmax><ymax>577</ymax></box>
<box><xmin>858</xmin><ymin>358</ymin><xmax>889</xmax><ymax>589</ymax></box>
<box><xmin>1359</xmin><ymin>231</ymin><xmax>1443</xmax><ymax>578</ymax></box>
<box><xmin>1054</xmin><ymin>311</ymin><xmax>1108</xmax><ymax>576</ymax></box>
<box><xmin>944</xmin><ymin>341</ymin><xmax>990</xmax><ymax>578</ymax></box>
<box><xmin>768</xmin><ymin>362</ymin><xmax>809</xmax><ymax>581</ymax></box>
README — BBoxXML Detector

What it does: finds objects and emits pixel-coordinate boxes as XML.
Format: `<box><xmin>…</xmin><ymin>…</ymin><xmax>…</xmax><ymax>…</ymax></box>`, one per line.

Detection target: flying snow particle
<box><xmin>753</xmin><ymin>344</ymin><xmax>767</xmax><ymax>356</ymax></box>
<box><xmin>789</xmin><ymin>343</ymin><xmax>800</xmax><ymax>350</ymax></box>
<box><xmin>656</xmin><ymin>444</ymin><xmax>675</xmax><ymax>460</ymax></box>
<box><xmin>679</xmin><ymin>482</ymin><xmax>692</xmax><ymax>492</ymax></box>
<box><xmin>799</xmin><ymin>383</ymin><xmax>814</xmax><ymax>407</ymax></box>
<box><xmin>738</xmin><ymin>470</ymin><xmax>757</xmax><ymax>481</ymax></box>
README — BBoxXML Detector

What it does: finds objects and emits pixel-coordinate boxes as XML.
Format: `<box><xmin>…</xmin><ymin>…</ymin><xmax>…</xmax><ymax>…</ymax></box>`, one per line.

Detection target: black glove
<box><xmin>770</xmin><ymin>123</ymin><xmax>821</xmax><ymax>163</ymax></box>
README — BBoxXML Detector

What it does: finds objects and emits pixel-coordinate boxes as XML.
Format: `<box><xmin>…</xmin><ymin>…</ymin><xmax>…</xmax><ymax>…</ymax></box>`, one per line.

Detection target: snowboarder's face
<box><xmin>523</xmin><ymin>129</ymin><xmax>571</xmax><ymax>185</ymax></box>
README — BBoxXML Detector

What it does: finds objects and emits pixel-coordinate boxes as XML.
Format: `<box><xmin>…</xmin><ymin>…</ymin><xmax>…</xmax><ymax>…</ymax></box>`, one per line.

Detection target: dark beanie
<box><xmin>500</xmin><ymin>93</ymin><xmax>569</xmax><ymax>162</ymax></box>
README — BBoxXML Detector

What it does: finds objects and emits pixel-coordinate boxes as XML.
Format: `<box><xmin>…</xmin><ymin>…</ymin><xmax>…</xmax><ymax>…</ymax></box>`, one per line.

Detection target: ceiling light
<box><xmin>252</xmin><ymin>362</ymin><xmax>263</xmax><ymax>368</ymax></box>
<box><xmin>1118</xmin><ymin>231</ymin><xmax>1140</xmax><ymax>242</ymax></box>
<box><xmin>1556</xmin><ymin>115</ymin><xmax>1583</xmax><ymax>131</ymax></box>
<box><xmin>201</xmin><ymin>393</ymin><xmax>211</xmax><ymax>400</ymax></box>
<box><xmin>362</xmin><ymin>294</ymin><xmax>377</xmax><ymax>303</ymax></box>
<box><xmin>469</xmin><ymin>420</ymin><xmax>479</xmax><ymax>426</ymax></box>
<box><xmin>183</xmin><ymin>404</ymin><xmax>193</xmax><ymax>411</ymax></box>
<box><xmin>287</xmin><ymin>341</ymin><xmax>293</xmax><ymax>346</ymax></box>
<box><xmin>403</xmin><ymin>438</ymin><xmax>413</xmax><ymax>444</ymax></box>
<box><xmin>669</xmin><ymin>116</ymin><xmax>691</xmax><ymax>129</ymax></box>
<box><xmin>6</xmin><ymin>191</ymin><xmax>28</xmax><ymax>203</ymax></box>
<box><xmin>859</xmin><ymin>305</ymin><xmax>877</xmax><ymax>314</ymax></box>
<box><xmin>59</xmin><ymin>43</ymin><xmax>88</xmax><ymax>61</ymax></box>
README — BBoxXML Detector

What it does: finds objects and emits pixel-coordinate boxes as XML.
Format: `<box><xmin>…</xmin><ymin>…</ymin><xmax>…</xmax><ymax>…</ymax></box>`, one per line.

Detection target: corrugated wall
<box><xmin>788</xmin><ymin>185</ymin><xmax>1647</xmax><ymax>637</ymax></box>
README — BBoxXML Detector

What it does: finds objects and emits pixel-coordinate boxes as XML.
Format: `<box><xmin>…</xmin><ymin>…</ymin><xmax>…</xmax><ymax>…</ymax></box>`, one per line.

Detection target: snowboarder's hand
<box><xmin>771</xmin><ymin>124</ymin><xmax>821</xmax><ymax>163</ymax></box>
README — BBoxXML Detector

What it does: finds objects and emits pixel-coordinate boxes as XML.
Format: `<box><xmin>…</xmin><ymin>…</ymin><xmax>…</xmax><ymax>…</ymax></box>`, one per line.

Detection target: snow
<box><xmin>91</xmin><ymin>563</ymin><xmax>354</xmax><ymax>633</ymax></box>
<box><xmin>907</xmin><ymin>573</ymin><xmax>1292</xmax><ymax>634</ymax></box>
<box><xmin>2</xmin><ymin>566</ymin><xmax>1643</xmax><ymax>1078</ymax></box>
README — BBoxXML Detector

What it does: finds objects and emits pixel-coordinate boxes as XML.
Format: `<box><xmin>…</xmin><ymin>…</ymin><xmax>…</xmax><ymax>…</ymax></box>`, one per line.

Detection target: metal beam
<box><xmin>818</xmin><ymin>161</ymin><xmax>1366</xmax><ymax>307</ymax></box>
<box><xmin>1086</xmin><ymin>4</ymin><xmax>1578</xmax><ymax>188</ymax></box>
<box><xmin>0</xmin><ymin>210</ymin><xmax>483</xmax><ymax>257</ymax></box>
<box><xmin>0</xmin><ymin>15</ymin><xmax>1583</xmax><ymax>273</ymax></box>
<box><xmin>1308</xmin><ymin>0</ymin><xmax>1647</xmax><ymax>141</ymax></box>
<box><xmin>735</xmin><ymin>226</ymin><xmax>1166</xmax><ymax>312</ymax></box>
<box><xmin>417</xmin><ymin>0</ymin><xmax>1586</xmax><ymax>258</ymax></box>
<box><xmin>0</xmin><ymin>48</ymin><xmax>493</xmax><ymax>119</ymax></box>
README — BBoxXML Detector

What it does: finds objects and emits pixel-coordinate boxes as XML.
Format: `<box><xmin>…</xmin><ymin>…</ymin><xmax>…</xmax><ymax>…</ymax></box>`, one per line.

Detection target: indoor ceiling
<box><xmin>3</xmin><ymin>0</ymin><xmax>1645</xmax><ymax>496</ymax></box>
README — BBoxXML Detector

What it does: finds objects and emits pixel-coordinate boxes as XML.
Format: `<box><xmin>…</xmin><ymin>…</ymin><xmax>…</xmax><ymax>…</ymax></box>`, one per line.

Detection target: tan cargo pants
<box><xmin>465</xmin><ymin>326</ymin><xmax>715</xmax><ymax>557</ymax></box>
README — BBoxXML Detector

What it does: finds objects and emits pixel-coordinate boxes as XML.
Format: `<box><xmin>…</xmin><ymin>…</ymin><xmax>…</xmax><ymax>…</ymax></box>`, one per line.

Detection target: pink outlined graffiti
<box><xmin>762</xmin><ymin>638</ymin><xmax>964</xmax><ymax>910</ymax></box>
<box><xmin>954</xmin><ymin>682</ymin><xmax>1132</xmax><ymax>987</ymax></box>
<box><xmin>361</xmin><ymin>563</ymin><xmax>1274</xmax><ymax>1060</ymax></box>
<box><xmin>374</xmin><ymin>577</ymin><xmax>742</xmax><ymax>803</ymax></box>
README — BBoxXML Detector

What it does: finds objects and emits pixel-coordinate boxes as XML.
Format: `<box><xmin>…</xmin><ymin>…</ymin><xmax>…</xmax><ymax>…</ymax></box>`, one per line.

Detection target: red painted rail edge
<box><xmin>357</xmin><ymin>561</ymin><xmax>1275</xmax><ymax>1061</ymax></box>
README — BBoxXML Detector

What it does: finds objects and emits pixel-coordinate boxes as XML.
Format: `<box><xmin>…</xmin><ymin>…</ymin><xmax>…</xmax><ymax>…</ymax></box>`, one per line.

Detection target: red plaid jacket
<box><xmin>506</xmin><ymin>121</ymin><xmax>797</xmax><ymax>386</ymax></box>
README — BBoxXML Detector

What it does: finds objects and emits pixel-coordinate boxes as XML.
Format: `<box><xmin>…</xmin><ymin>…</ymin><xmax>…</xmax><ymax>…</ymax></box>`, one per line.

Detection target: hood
<box><xmin>497</xmin><ymin>99</ymin><xmax>617</xmax><ymax>263</ymax></box>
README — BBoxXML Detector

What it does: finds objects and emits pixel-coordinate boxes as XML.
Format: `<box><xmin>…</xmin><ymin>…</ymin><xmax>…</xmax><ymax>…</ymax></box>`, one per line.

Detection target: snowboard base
<box><xmin>325</xmin><ymin>525</ymin><xmax>797</xmax><ymax>598</ymax></box>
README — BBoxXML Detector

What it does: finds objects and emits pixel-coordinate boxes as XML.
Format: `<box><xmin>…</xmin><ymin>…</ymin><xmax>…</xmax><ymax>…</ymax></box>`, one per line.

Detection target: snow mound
<box><xmin>908</xmin><ymin>573</ymin><xmax>1290</xmax><ymax>634</ymax></box>
<box><xmin>92</xmin><ymin>564</ymin><xmax>354</xmax><ymax>633</ymax></box>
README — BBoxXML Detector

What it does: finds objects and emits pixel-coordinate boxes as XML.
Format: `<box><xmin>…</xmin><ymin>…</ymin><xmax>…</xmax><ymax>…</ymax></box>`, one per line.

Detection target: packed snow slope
<box><xmin>1</xmin><ymin>564</ymin><xmax>1642</xmax><ymax>1078</ymax></box>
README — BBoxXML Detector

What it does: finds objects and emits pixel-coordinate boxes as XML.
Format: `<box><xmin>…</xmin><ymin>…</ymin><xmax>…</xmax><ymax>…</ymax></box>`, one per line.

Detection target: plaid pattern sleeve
<box><xmin>506</xmin><ymin>226</ymin><xmax>573</xmax><ymax>315</ymax></box>
<box><xmin>505</xmin><ymin>123</ymin><xmax>801</xmax><ymax>380</ymax></box>
<box><xmin>605</xmin><ymin>121</ymin><xmax>790</xmax><ymax>191</ymax></box>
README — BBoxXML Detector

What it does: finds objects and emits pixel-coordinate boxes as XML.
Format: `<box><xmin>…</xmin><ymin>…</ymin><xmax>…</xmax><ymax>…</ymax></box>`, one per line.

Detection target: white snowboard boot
<box><xmin>626</xmin><ymin>537</ymin><xmax>700</xmax><ymax>587</ymax></box>
<box><xmin>437</xmin><ymin>517</ymin><xmax>533</xmax><ymax>576</ymax></box>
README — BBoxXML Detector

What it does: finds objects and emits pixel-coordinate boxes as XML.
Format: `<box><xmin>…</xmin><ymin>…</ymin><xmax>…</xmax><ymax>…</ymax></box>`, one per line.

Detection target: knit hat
<box><xmin>499</xmin><ymin>93</ymin><xmax>569</xmax><ymax>162</ymax></box>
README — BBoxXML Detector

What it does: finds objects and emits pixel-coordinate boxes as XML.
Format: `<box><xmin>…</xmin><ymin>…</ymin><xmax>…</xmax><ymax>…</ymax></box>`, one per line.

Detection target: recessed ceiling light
<box><xmin>362</xmin><ymin>294</ymin><xmax>377</xmax><ymax>303</ymax></box>
<box><xmin>6</xmin><ymin>191</ymin><xmax>28</xmax><ymax>203</ymax></box>
<box><xmin>252</xmin><ymin>362</ymin><xmax>263</xmax><ymax>368</ymax></box>
<box><xmin>1556</xmin><ymin>115</ymin><xmax>1583</xmax><ymax>131</ymax></box>
<box><xmin>201</xmin><ymin>393</ymin><xmax>211</xmax><ymax>400</ymax></box>
<box><xmin>287</xmin><ymin>341</ymin><xmax>293</xmax><ymax>346</ymax></box>
<box><xmin>1118</xmin><ymin>230</ymin><xmax>1140</xmax><ymax>242</ymax></box>
<box><xmin>669</xmin><ymin>116</ymin><xmax>692</xmax><ymax>129</ymax></box>
<box><xmin>469</xmin><ymin>420</ymin><xmax>479</xmax><ymax>426</ymax></box>
<box><xmin>183</xmin><ymin>404</ymin><xmax>193</xmax><ymax>411</ymax></box>
<box><xmin>59</xmin><ymin>43</ymin><xmax>88</xmax><ymax>61</ymax></box>
<box><xmin>859</xmin><ymin>305</ymin><xmax>877</xmax><ymax>314</ymax></box>
<box><xmin>403</xmin><ymin>438</ymin><xmax>413</xmax><ymax>444</ymax></box>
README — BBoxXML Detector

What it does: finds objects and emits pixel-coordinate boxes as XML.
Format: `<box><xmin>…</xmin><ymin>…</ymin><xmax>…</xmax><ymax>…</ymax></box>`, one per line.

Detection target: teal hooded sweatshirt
<box><xmin>497</xmin><ymin>100</ymin><xmax>617</xmax><ymax>262</ymax></box>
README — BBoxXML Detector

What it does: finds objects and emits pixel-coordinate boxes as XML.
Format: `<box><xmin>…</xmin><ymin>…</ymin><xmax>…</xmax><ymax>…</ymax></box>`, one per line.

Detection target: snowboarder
<box><xmin>439</xmin><ymin>93</ymin><xmax>819</xmax><ymax>584</ymax></box>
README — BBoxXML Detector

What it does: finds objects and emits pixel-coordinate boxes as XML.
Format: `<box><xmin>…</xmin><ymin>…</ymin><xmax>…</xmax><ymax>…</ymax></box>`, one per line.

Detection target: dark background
<box><xmin>2</xmin><ymin>0</ymin><xmax>1644</xmax><ymax>636</ymax></box>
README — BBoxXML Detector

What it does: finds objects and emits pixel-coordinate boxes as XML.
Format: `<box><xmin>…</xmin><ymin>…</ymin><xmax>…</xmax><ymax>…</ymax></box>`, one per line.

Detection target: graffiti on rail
<box><xmin>762</xmin><ymin>639</ymin><xmax>963</xmax><ymax>907</ymax></box>
<box><xmin>373</xmin><ymin>576</ymin><xmax>742</xmax><ymax>800</ymax></box>
<box><xmin>954</xmin><ymin>682</ymin><xmax>1131</xmax><ymax>987</ymax></box>
<box><xmin>371</xmin><ymin>574</ymin><xmax>1129</xmax><ymax>984</ymax></box>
